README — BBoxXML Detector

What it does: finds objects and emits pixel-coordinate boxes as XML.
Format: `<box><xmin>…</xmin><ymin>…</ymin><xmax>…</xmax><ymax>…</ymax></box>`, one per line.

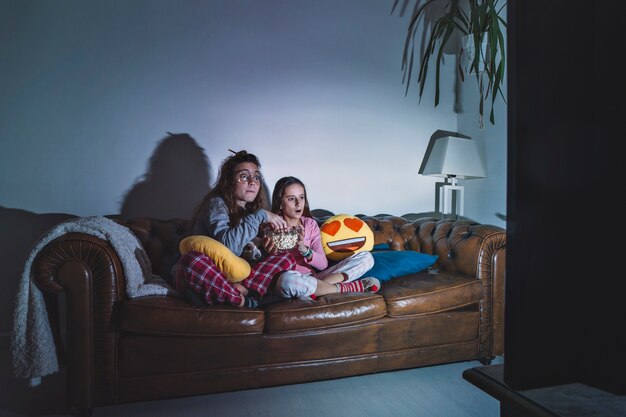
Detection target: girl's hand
<box><xmin>264</xmin><ymin>210</ymin><xmax>288</xmax><ymax>230</ymax></box>
<box><xmin>297</xmin><ymin>227</ymin><xmax>304</xmax><ymax>245</ymax></box>
<box><xmin>233</xmin><ymin>283</ymin><xmax>249</xmax><ymax>296</ymax></box>
<box><xmin>262</xmin><ymin>235</ymin><xmax>277</xmax><ymax>255</ymax></box>
<box><xmin>297</xmin><ymin>228</ymin><xmax>307</xmax><ymax>254</ymax></box>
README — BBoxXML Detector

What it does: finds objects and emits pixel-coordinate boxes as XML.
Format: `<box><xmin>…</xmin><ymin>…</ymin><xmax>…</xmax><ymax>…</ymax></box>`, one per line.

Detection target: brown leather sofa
<box><xmin>32</xmin><ymin>214</ymin><xmax>506</xmax><ymax>416</ymax></box>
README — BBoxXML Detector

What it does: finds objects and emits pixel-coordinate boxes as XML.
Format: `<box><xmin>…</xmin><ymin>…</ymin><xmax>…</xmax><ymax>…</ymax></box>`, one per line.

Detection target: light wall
<box><xmin>1</xmin><ymin>0</ymin><xmax>509</xmax><ymax>222</ymax></box>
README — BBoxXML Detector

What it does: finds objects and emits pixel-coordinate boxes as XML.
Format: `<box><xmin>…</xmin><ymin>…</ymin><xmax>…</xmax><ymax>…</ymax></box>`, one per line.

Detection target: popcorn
<box><xmin>265</xmin><ymin>227</ymin><xmax>300</xmax><ymax>251</ymax></box>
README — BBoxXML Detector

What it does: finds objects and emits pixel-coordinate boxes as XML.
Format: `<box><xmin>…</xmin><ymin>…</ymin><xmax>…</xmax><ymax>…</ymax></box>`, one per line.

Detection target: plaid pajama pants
<box><xmin>275</xmin><ymin>251</ymin><xmax>374</xmax><ymax>298</ymax></box>
<box><xmin>173</xmin><ymin>250</ymin><xmax>296</xmax><ymax>306</ymax></box>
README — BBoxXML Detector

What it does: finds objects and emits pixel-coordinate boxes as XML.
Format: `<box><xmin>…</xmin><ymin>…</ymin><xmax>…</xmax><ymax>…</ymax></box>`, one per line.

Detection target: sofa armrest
<box><xmin>32</xmin><ymin>232</ymin><xmax>125</xmax><ymax>410</ymax></box>
<box><xmin>362</xmin><ymin>216</ymin><xmax>506</xmax><ymax>357</ymax></box>
<box><xmin>421</xmin><ymin>220</ymin><xmax>506</xmax><ymax>358</ymax></box>
<box><xmin>457</xmin><ymin>223</ymin><xmax>506</xmax><ymax>357</ymax></box>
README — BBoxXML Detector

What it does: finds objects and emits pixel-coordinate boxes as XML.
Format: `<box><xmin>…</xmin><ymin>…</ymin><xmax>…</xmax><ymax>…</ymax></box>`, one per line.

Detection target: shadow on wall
<box><xmin>1</xmin><ymin>132</ymin><xmax>214</xmax><ymax>348</ymax></box>
<box><xmin>120</xmin><ymin>132</ymin><xmax>212</xmax><ymax>221</ymax></box>
<box><xmin>1</xmin><ymin>133</ymin><xmax>213</xmax><ymax>336</ymax></box>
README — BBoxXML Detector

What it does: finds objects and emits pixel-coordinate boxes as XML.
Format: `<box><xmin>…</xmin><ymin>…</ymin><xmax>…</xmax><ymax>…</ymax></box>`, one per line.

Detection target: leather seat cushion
<box><xmin>117</xmin><ymin>271</ymin><xmax>482</xmax><ymax>336</ymax></box>
<box><xmin>119</xmin><ymin>296</ymin><xmax>265</xmax><ymax>336</ymax></box>
<box><xmin>264</xmin><ymin>292</ymin><xmax>387</xmax><ymax>333</ymax></box>
<box><xmin>380</xmin><ymin>271</ymin><xmax>483</xmax><ymax>317</ymax></box>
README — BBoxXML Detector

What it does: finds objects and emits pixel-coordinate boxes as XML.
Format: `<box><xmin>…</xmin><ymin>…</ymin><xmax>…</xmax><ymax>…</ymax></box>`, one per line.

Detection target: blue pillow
<box><xmin>372</xmin><ymin>243</ymin><xmax>391</xmax><ymax>251</ymax></box>
<box><xmin>366</xmin><ymin>250</ymin><xmax>438</xmax><ymax>281</ymax></box>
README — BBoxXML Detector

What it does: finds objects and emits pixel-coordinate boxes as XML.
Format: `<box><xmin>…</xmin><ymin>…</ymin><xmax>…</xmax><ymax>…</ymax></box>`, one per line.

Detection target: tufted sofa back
<box><xmin>120</xmin><ymin>214</ymin><xmax>505</xmax><ymax>281</ymax></box>
<box><xmin>358</xmin><ymin>215</ymin><xmax>505</xmax><ymax>277</ymax></box>
<box><xmin>122</xmin><ymin>217</ymin><xmax>193</xmax><ymax>282</ymax></box>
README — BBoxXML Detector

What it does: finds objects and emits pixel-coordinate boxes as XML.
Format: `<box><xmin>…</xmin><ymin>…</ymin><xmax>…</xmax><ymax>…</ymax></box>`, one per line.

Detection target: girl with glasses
<box><xmin>172</xmin><ymin>150</ymin><xmax>296</xmax><ymax>307</ymax></box>
<box><xmin>270</xmin><ymin>176</ymin><xmax>380</xmax><ymax>300</ymax></box>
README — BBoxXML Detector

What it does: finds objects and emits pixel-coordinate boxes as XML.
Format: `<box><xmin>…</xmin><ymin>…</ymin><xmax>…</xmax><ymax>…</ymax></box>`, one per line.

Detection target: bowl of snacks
<box><xmin>264</xmin><ymin>226</ymin><xmax>301</xmax><ymax>251</ymax></box>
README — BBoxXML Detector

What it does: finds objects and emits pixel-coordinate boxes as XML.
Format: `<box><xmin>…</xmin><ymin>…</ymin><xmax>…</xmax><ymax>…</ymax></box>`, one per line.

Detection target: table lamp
<box><xmin>419</xmin><ymin>136</ymin><xmax>486</xmax><ymax>218</ymax></box>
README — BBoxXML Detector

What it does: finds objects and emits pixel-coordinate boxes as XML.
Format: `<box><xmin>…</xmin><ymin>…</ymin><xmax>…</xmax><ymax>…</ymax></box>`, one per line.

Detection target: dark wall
<box><xmin>505</xmin><ymin>1</ymin><xmax>624</xmax><ymax>393</ymax></box>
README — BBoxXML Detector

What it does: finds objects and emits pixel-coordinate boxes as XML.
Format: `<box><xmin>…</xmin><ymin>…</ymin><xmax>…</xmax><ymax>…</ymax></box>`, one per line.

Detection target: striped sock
<box><xmin>243</xmin><ymin>296</ymin><xmax>259</xmax><ymax>308</ymax></box>
<box><xmin>361</xmin><ymin>277</ymin><xmax>381</xmax><ymax>293</ymax></box>
<box><xmin>335</xmin><ymin>280</ymin><xmax>365</xmax><ymax>293</ymax></box>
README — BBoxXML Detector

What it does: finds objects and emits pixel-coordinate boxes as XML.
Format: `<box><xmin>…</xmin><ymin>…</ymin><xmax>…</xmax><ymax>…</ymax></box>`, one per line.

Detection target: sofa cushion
<box><xmin>380</xmin><ymin>271</ymin><xmax>483</xmax><ymax>317</ymax></box>
<box><xmin>367</xmin><ymin>250</ymin><xmax>438</xmax><ymax>281</ymax></box>
<box><xmin>264</xmin><ymin>292</ymin><xmax>387</xmax><ymax>333</ymax></box>
<box><xmin>118</xmin><ymin>296</ymin><xmax>265</xmax><ymax>336</ymax></box>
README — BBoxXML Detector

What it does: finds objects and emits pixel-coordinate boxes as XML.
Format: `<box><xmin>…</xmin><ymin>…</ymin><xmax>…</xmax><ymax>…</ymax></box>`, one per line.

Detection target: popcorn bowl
<box><xmin>264</xmin><ymin>226</ymin><xmax>301</xmax><ymax>251</ymax></box>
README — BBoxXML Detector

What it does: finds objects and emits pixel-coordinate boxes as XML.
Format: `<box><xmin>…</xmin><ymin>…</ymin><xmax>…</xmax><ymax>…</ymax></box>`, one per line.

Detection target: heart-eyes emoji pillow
<box><xmin>320</xmin><ymin>214</ymin><xmax>374</xmax><ymax>261</ymax></box>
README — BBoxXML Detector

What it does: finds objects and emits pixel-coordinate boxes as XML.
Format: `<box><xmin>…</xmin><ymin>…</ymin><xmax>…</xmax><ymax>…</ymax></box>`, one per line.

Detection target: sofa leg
<box><xmin>479</xmin><ymin>356</ymin><xmax>494</xmax><ymax>365</ymax></box>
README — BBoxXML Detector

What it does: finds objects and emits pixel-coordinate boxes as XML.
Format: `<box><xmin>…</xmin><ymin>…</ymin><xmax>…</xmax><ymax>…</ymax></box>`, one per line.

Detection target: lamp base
<box><xmin>435</xmin><ymin>181</ymin><xmax>464</xmax><ymax>220</ymax></box>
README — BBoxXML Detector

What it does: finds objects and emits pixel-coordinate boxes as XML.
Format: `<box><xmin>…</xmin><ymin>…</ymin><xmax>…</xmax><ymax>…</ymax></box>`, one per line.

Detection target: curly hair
<box><xmin>271</xmin><ymin>176</ymin><xmax>312</xmax><ymax>218</ymax></box>
<box><xmin>193</xmin><ymin>150</ymin><xmax>268</xmax><ymax>226</ymax></box>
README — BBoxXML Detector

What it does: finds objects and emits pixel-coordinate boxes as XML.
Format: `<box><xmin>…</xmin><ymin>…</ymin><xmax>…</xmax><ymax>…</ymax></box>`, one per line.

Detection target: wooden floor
<box><xmin>0</xmin><ymin>340</ymin><xmax>503</xmax><ymax>417</ymax></box>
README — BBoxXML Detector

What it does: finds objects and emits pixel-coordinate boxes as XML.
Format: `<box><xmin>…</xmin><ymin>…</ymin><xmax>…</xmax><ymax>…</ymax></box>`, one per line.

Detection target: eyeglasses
<box><xmin>236</xmin><ymin>170</ymin><xmax>262</xmax><ymax>185</ymax></box>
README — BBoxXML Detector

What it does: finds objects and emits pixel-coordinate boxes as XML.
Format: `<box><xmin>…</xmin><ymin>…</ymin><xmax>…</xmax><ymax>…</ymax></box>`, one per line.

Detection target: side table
<box><xmin>463</xmin><ymin>364</ymin><xmax>626</xmax><ymax>417</ymax></box>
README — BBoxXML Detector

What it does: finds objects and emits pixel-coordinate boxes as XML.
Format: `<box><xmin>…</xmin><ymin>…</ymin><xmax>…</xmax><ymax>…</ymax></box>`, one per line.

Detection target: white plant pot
<box><xmin>461</xmin><ymin>34</ymin><xmax>490</xmax><ymax>75</ymax></box>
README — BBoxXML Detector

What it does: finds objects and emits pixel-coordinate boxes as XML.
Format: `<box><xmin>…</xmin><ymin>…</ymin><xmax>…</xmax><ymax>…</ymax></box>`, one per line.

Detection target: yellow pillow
<box><xmin>179</xmin><ymin>235</ymin><xmax>251</xmax><ymax>283</ymax></box>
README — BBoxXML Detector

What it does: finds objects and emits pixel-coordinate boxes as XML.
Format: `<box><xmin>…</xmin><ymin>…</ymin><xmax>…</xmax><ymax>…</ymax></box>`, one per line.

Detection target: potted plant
<box><xmin>393</xmin><ymin>0</ymin><xmax>507</xmax><ymax>127</ymax></box>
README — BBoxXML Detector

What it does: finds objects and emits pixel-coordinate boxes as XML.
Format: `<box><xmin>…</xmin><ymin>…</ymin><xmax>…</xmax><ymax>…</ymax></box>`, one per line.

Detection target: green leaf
<box><xmin>393</xmin><ymin>0</ymin><xmax>507</xmax><ymax>125</ymax></box>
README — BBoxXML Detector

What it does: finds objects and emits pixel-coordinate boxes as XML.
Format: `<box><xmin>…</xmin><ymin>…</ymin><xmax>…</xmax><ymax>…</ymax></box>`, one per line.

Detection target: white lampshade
<box><xmin>420</xmin><ymin>136</ymin><xmax>486</xmax><ymax>179</ymax></box>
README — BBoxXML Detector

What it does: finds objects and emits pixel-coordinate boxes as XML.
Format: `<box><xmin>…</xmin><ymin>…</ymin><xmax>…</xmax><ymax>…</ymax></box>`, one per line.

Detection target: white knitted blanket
<box><xmin>11</xmin><ymin>216</ymin><xmax>173</xmax><ymax>386</ymax></box>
